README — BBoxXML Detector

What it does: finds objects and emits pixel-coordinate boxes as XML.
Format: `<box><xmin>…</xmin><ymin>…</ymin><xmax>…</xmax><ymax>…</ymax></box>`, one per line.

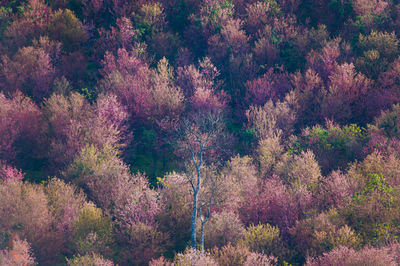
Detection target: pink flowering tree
<box><xmin>0</xmin><ymin>164</ymin><xmax>24</xmax><ymax>183</ymax></box>
<box><xmin>244</xmin><ymin>68</ymin><xmax>292</xmax><ymax>107</ymax></box>
<box><xmin>0</xmin><ymin>45</ymin><xmax>56</xmax><ymax>101</ymax></box>
<box><xmin>0</xmin><ymin>92</ymin><xmax>43</xmax><ymax>169</ymax></box>
<box><xmin>65</xmin><ymin>145</ymin><xmax>160</xmax><ymax>227</ymax></box>
<box><xmin>239</xmin><ymin>175</ymin><xmax>301</xmax><ymax>236</ymax></box>
<box><xmin>43</xmin><ymin>92</ymin><xmax>130</xmax><ymax>170</ymax></box>
<box><xmin>94</xmin><ymin>17</ymin><xmax>137</xmax><ymax>62</ymax></box>
<box><xmin>98</xmin><ymin>48</ymin><xmax>152</xmax><ymax>122</ymax></box>
<box><xmin>3</xmin><ymin>0</ymin><xmax>50</xmax><ymax>51</ymax></box>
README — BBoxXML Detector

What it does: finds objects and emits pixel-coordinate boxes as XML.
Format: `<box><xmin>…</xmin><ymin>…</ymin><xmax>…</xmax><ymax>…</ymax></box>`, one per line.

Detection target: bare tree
<box><xmin>198</xmin><ymin>166</ymin><xmax>227</xmax><ymax>253</ymax></box>
<box><xmin>172</xmin><ymin>110</ymin><xmax>226</xmax><ymax>250</ymax></box>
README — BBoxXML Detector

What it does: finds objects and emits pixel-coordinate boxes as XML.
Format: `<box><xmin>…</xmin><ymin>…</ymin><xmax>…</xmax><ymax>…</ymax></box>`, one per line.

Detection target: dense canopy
<box><xmin>2</xmin><ymin>0</ymin><xmax>400</xmax><ymax>265</ymax></box>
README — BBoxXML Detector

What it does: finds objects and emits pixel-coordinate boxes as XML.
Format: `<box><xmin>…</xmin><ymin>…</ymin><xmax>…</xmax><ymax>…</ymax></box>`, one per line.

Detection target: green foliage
<box><xmin>257</xmin><ymin>136</ymin><xmax>284</xmax><ymax>176</ymax></box>
<box><xmin>0</xmin><ymin>232</ymin><xmax>10</xmax><ymax>249</ymax></box>
<box><xmin>134</xmin><ymin>3</ymin><xmax>165</xmax><ymax>38</ymax></box>
<box><xmin>77</xmin><ymin>87</ymin><xmax>97</xmax><ymax>103</ymax></box>
<box><xmin>71</xmin><ymin>202</ymin><xmax>114</xmax><ymax>256</ymax></box>
<box><xmin>130</xmin><ymin>128</ymin><xmax>178</xmax><ymax>185</ymax></box>
<box><xmin>197</xmin><ymin>0</ymin><xmax>234</xmax><ymax>35</ymax></box>
<box><xmin>307</xmin><ymin>124</ymin><xmax>364</xmax><ymax>151</ymax></box>
<box><xmin>67</xmin><ymin>253</ymin><xmax>114</xmax><ymax>266</ymax></box>
<box><xmin>280</xmin><ymin>41</ymin><xmax>306</xmax><ymax>72</ymax></box>
<box><xmin>356</xmin><ymin>31</ymin><xmax>399</xmax><ymax>78</ymax></box>
<box><xmin>156</xmin><ymin>172</ymin><xmax>192</xmax><ymax>257</ymax></box>
<box><xmin>352</xmin><ymin>173</ymin><xmax>394</xmax><ymax>209</ymax></box>
<box><xmin>329</xmin><ymin>0</ymin><xmax>353</xmax><ymax>18</ymax></box>
<box><xmin>374</xmin><ymin>104</ymin><xmax>400</xmax><ymax>138</ymax></box>
<box><xmin>208</xmin><ymin>0</ymin><xmax>234</xmax><ymax>32</ymax></box>
<box><xmin>344</xmin><ymin>173</ymin><xmax>400</xmax><ymax>244</ymax></box>
<box><xmin>241</xmin><ymin>224</ymin><xmax>280</xmax><ymax>253</ymax></box>
<box><xmin>239</xmin><ymin>223</ymin><xmax>290</xmax><ymax>260</ymax></box>
<box><xmin>47</xmin><ymin>9</ymin><xmax>88</xmax><ymax>52</ymax></box>
<box><xmin>293</xmin><ymin>123</ymin><xmax>366</xmax><ymax>174</ymax></box>
<box><xmin>0</xmin><ymin>7</ymin><xmax>11</xmax><ymax>39</ymax></box>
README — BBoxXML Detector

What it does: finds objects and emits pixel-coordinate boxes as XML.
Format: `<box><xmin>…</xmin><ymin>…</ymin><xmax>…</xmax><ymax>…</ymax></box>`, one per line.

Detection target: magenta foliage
<box><xmin>365</xmin><ymin>130</ymin><xmax>400</xmax><ymax>157</ymax></box>
<box><xmin>44</xmin><ymin>92</ymin><xmax>129</xmax><ymax>169</ymax></box>
<box><xmin>94</xmin><ymin>17</ymin><xmax>136</xmax><ymax>61</ymax></box>
<box><xmin>67</xmin><ymin>146</ymin><xmax>160</xmax><ymax>227</ymax></box>
<box><xmin>207</xmin><ymin>18</ymin><xmax>249</xmax><ymax>64</ymax></box>
<box><xmin>245</xmin><ymin>68</ymin><xmax>292</xmax><ymax>107</ymax></box>
<box><xmin>0</xmin><ymin>92</ymin><xmax>42</xmax><ymax>164</ymax></box>
<box><xmin>99</xmin><ymin>48</ymin><xmax>152</xmax><ymax>122</ymax></box>
<box><xmin>0</xmin><ymin>46</ymin><xmax>56</xmax><ymax>101</ymax></box>
<box><xmin>295</xmin><ymin>56</ymin><xmax>372</xmax><ymax>124</ymax></box>
<box><xmin>323</xmin><ymin>63</ymin><xmax>372</xmax><ymax>123</ymax></box>
<box><xmin>176</xmin><ymin>57</ymin><xmax>228</xmax><ymax>113</ymax></box>
<box><xmin>0</xmin><ymin>164</ymin><xmax>24</xmax><ymax>182</ymax></box>
<box><xmin>81</xmin><ymin>0</ymin><xmax>105</xmax><ymax>21</ymax></box>
<box><xmin>240</xmin><ymin>176</ymin><xmax>300</xmax><ymax>235</ymax></box>
<box><xmin>328</xmin><ymin>63</ymin><xmax>371</xmax><ymax>103</ymax></box>
<box><xmin>177</xmin><ymin>65</ymin><xmax>208</xmax><ymax>97</ymax></box>
<box><xmin>306</xmin><ymin>41</ymin><xmax>340</xmax><ymax>81</ymax></box>
<box><xmin>190</xmin><ymin>87</ymin><xmax>228</xmax><ymax>114</ymax></box>
<box><xmin>177</xmin><ymin>58</ymin><xmax>220</xmax><ymax>97</ymax></box>
<box><xmin>364</xmin><ymin>104</ymin><xmax>400</xmax><ymax>156</ymax></box>
<box><xmin>374</xmin><ymin>57</ymin><xmax>400</xmax><ymax>113</ymax></box>
<box><xmin>113</xmin><ymin>173</ymin><xmax>161</xmax><ymax>227</ymax></box>
<box><xmin>111</xmin><ymin>0</ymin><xmax>147</xmax><ymax>18</ymax></box>
<box><xmin>306</xmin><ymin>245</ymin><xmax>398</xmax><ymax>266</ymax></box>
<box><xmin>4</xmin><ymin>0</ymin><xmax>51</xmax><ymax>50</ymax></box>
<box><xmin>95</xmin><ymin>93</ymin><xmax>131</xmax><ymax>147</ymax></box>
<box><xmin>60</xmin><ymin>51</ymin><xmax>88</xmax><ymax>82</ymax></box>
<box><xmin>96</xmin><ymin>93</ymin><xmax>129</xmax><ymax>131</ymax></box>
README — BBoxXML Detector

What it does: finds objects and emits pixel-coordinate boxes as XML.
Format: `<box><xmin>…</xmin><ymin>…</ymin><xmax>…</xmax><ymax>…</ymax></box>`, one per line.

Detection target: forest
<box><xmin>2</xmin><ymin>0</ymin><xmax>400</xmax><ymax>265</ymax></box>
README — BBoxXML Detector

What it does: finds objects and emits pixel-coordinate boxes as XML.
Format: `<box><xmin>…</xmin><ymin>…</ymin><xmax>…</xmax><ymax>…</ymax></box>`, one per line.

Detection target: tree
<box><xmin>47</xmin><ymin>9</ymin><xmax>88</xmax><ymax>52</ymax></box>
<box><xmin>356</xmin><ymin>31</ymin><xmax>398</xmax><ymax>78</ymax></box>
<box><xmin>352</xmin><ymin>0</ymin><xmax>389</xmax><ymax>28</ymax></box>
<box><xmin>98</xmin><ymin>48</ymin><xmax>152</xmax><ymax>122</ymax></box>
<box><xmin>0</xmin><ymin>92</ymin><xmax>43</xmax><ymax>170</ymax></box>
<box><xmin>202</xmin><ymin>211</ymin><xmax>244</xmax><ymax>250</ymax></box>
<box><xmin>157</xmin><ymin>172</ymin><xmax>193</xmax><ymax>256</ymax></box>
<box><xmin>65</xmin><ymin>145</ymin><xmax>160</xmax><ymax>227</ymax></box>
<box><xmin>94</xmin><ymin>17</ymin><xmax>137</xmax><ymax>62</ymax></box>
<box><xmin>245</xmin><ymin>91</ymin><xmax>297</xmax><ymax>140</ymax></box>
<box><xmin>244</xmin><ymin>68</ymin><xmax>292</xmax><ymax>107</ymax></box>
<box><xmin>67</xmin><ymin>253</ymin><xmax>114</xmax><ymax>266</ymax></box>
<box><xmin>0</xmin><ymin>235</ymin><xmax>36</xmax><ymax>266</ymax></box>
<box><xmin>290</xmin><ymin>209</ymin><xmax>360</xmax><ymax>258</ymax></box>
<box><xmin>3</xmin><ymin>0</ymin><xmax>50</xmax><ymax>51</ymax></box>
<box><xmin>0</xmin><ymin>180</ymin><xmax>58</xmax><ymax>264</ymax></box>
<box><xmin>44</xmin><ymin>178</ymin><xmax>86</xmax><ymax>241</ymax></box>
<box><xmin>174</xmin><ymin>248</ymin><xmax>218</xmax><ymax>266</ymax></box>
<box><xmin>173</xmin><ymin>110</ymin><xmax>227</xmax><ymax>250</ymax></box>
<box><xmin>306</xmin><ymin>245</ymin><xmax>398</xmax><ymax>266</ymax></box>
<box><xmin>0</xmin><ymin>45</ymin><xmax>56</xmax><ymax>101</ymax></box>
<box><xmin>71</xmin><ymin>202</ymin><xmax>113</xmax><ymax>257</ymax></box>
<box><xmin>43</xmin><ymin>92</ymin><xmax>129</xmax><ymax>170</ymax></box>
<box><xmin>197</xmin><ymin>165</ymin><xmax>231</xmax><ymax>253</ymax></box>
<box><xmin>0</xmin><ymin>163</ymin><xmax>24</xmax><ymax>183</ymax></box>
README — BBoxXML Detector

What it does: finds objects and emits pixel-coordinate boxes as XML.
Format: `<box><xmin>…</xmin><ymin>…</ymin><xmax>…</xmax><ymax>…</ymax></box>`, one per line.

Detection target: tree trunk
<box><xmin>200</xmin><ymin>220</ymin><xmax>205</xmax><ymax>253</ymax></box>
<box><xmin>191</xmin><ymin>189</ymin><xmax>198</xmax><ymax>249</ymax></box>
